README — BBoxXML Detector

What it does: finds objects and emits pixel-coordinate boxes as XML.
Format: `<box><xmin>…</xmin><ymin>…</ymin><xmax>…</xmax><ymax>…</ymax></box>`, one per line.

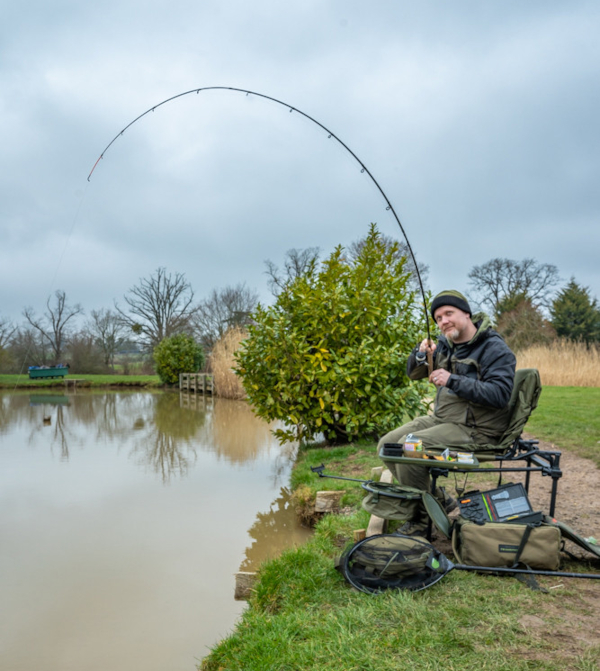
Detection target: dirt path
<box><xmin>519</xmin><ymin>433</ymin><xmax>600</xmax><ymax>542</ymax></box>
<box><xmin>438</xmin><ymin>435</ymin><xmax>600</xmax><ymax>668</ymax></box>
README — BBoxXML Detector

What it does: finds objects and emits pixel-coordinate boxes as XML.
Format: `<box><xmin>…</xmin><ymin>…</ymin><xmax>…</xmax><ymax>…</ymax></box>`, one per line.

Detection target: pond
<box><xmin>0</xmin><ymin>389</ymin><xmax>311</xmax><ymax>671</ymax></box>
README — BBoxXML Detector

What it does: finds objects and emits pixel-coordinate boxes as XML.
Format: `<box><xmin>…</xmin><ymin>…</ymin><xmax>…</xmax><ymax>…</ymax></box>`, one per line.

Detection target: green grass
<box><xmin>202</xmin><ymin>461</ymin><xmax>598</xmax><ymax>670</ymax></box>
<box><xmin>0</xmin><ymin>373</ymin><xmax>162</xmax><ymax>388</ymax></box>
<box><xmin>209</xmin><ymin>541</ymin><xmax>556</xmax><ymax>671</ymax></box>
<box><xmin>200</xmin><ymin>388</ymin><xmax>600</xmax><ymax>671</ymax></box>
<box><xmin>524</xmin><ymin>387</ymin><xmax>600</xmax><ymax>466</ymax></box>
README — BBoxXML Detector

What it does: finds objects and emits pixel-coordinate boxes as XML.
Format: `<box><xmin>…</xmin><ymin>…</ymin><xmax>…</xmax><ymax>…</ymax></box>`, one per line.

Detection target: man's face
<box><xmin>433</xmin><ymin>305</ymin><xmax>472</xmax><ymax>343</ymax></box>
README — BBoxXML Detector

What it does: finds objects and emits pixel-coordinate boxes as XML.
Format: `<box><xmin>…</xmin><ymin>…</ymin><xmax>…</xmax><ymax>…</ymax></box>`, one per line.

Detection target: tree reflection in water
<box><xmin>239</xmin><ymin>486</ymin><xmax>312</xmax><ymax>572</ymax></box>
<box><xmin>195</xmin><ymin>395</ymin><xmax>283</xmax><ymax>464</ymax></box>
<box><xmin>28</xmin><ymin>394</ymin><xmax>73</xmax><ymax>460</ymax></box>
<box><xmin>1</xmin><ymin>390</ymin><xmax>296</xmax><ymax>486</ymax></box>
<box><xmin>130</xmin><ymin>392</ymin><xmax>206</xmax><ymax>482</ymax></box>
<box><xmin>1</xmin><ymin>389</ymin><xmax>312</xmax><ymax>671</ymax></box>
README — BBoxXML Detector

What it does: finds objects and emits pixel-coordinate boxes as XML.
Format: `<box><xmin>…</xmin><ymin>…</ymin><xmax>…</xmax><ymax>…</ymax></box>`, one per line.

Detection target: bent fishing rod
<box><xmin>88</xmin><ymin>86</ymin><xmax>433</xmax><ymax>350</ymax></box>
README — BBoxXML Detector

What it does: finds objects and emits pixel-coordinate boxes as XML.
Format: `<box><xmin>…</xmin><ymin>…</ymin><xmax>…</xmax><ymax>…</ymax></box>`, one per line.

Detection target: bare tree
<box><xmin>0</xmin><ymin>316</ymin><xmax>17</xmax><ymax>372</ymax></box>
<box><xmin>115</xmin><ymin>268</ymin><xmax>197</xmax><ymax>351</ymax></box>
<box><xmin>193</xmin><ymin>283</ymin><xmax>259</xmax><ymax>351</ymax></box>
<box><xmin>68</xmin><ymin>330</ymin><xmax>106</xmax><ymax>374</ymax></box>
<box><xmin>468</xmin><ymin>258</ymin><xmax>561</xmax><ymax>319</ymax></box>
<box><xmin>264</xmin><ymin>247</ymin><xmax>321</xmax><ymax>296</ymax></box>
<box><xmin>23</xmin><ymin>290</ymin><xmax>83</xmax><ymax>363</ymax></box>
<box><xmin>88</xmin><ymin>308</ymin><xmax>128</xmax><ymax>368</ymax></box>
<box><xmin>0</xmin><ymin>316</ymin><xmax>17</xmax><ymax>349</ymax></box>
<box><xmin>7</xmin><ymin>327</ymin><xmax>50</xmax><ymax>369</ymax></box>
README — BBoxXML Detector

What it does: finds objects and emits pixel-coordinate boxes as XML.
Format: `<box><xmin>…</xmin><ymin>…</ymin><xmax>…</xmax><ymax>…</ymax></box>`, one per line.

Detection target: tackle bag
<box><xmin>361</xmin><ymin>482</ymin><xmax>424</xmax><ymax>520</ymax></box>
<box><xmin>420</xmin><ymin>491</ymin><xmax>562</xmax><ymax>571</ymax></box>
<box><xmin>451</xmin><ymin>517</ymin><xmax>561</xmax><ymax>571</ymax></box>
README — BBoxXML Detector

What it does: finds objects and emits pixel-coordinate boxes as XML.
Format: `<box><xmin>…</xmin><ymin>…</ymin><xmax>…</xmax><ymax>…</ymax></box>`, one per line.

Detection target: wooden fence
<box><xmin>179</xmin><ymin>373</ymin><xmax>214</xmax><ymax>395</ymax></box>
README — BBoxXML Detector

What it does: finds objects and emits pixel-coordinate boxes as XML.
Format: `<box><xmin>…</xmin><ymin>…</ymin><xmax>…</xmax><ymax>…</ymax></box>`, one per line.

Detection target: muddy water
<box><xmin>0</xmin><ymin>390</ymin><xmax>311</xmax><ymax>671</ymax></box>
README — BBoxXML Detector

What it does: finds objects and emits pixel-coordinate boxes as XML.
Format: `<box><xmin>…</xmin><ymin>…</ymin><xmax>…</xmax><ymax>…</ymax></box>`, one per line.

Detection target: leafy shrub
<box><xmin>153</xmin><ymin>333</ymin><xmax>204</xmax><ymax>385</ymax></box>
<box><xmin>235</xmin><ymin>225</ymin><xmax>429</xmax><ymax>444</ymax></box>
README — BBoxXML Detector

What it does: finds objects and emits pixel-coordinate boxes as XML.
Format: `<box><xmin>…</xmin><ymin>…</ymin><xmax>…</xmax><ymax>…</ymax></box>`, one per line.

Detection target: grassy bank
<box><xmin>200</xmin><ymin>387</ymin><xmax>600</xmax><ymax>671</ymax></box>
<box><xmin>525</xmin><ymin>387</ymin><xmax>600</xmax><ymax>467</ymax></box>
<box><xmin>0</xmin><ymin>373</ymin><xmax>162</xmax><ymax>388</ymax></box>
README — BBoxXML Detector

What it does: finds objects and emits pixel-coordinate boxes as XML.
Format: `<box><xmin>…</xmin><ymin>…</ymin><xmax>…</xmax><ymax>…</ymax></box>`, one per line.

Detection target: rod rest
<box><xmin>497</xmin><ymin>437</ymin><xmax>562</xmax><ymax>479</ymax></box>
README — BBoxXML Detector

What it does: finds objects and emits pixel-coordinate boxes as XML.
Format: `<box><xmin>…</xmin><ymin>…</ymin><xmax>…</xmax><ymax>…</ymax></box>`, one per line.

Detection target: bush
<box><xmin>235</xmin><ymin>224</ymin><xmax>429</xmax><ymax>444</ymax></box>
<box><xmin>68</xmin><ymin>334</ymin><xmax>106</xmax><ymax>374</ymax></box>
<box><xmin>153</xmin><ymin>333</ymin><xmax>204</xmax><ymax>385</ymax></box>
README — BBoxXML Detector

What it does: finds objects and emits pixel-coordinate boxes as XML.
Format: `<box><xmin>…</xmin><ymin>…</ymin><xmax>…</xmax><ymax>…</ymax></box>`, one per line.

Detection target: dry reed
<box><xmin>516</xmin><ymin>339</ymin><xmax>600</xmax><ymax>387</ymax></box>
<box><xmin>208</xmin><ymin>327</ymin><xmax>248</xmax><ymax>399</ymax></box>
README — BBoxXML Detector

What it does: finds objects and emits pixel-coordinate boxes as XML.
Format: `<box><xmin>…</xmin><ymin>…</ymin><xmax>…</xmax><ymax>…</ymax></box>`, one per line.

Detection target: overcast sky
<box><xmin>1</xmin><ymin>0</ymin><xmax>599</xmax><ymax>327</ymax></box>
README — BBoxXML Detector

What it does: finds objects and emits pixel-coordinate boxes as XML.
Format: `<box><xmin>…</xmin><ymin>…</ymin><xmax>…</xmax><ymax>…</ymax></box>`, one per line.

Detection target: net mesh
<box><xmin>339</xmin><ymin>534</ymin><xmax>449</xmax><ymax>593</ymax></box>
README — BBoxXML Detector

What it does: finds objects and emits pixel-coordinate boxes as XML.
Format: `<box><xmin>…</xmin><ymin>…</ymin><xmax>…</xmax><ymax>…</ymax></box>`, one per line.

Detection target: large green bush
<box><xmin>235</xmin><ymin>225</ymin><xmax>429</xmax><ymax>444</ymax></box>
<box><xmin>153</xmin><ymin>333</ymin><xmax>204</xmax><ymax>385</ymax></box>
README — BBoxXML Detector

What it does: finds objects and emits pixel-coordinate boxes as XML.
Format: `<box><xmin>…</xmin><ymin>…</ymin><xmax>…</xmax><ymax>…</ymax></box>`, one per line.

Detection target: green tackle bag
<box><xmin>421</xmin><ymin>492</ymin><xmax>562</xmax><ymax>571</ymax></box>
<box><xmin>451</xmin><ymin>517</ymin><xmax>561</xmax><ymax>571</ymax></box>
<box><xmin>361</xmin><ymin>482</ymin><xmax>425</xmax><ymax>520</ymax></box>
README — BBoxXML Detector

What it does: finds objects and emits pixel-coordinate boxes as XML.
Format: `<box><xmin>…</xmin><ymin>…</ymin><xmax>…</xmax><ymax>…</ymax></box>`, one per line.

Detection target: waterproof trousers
<box><xmin>378</xmin><ymin>416</ymin><xmax>489</xmax><ymax>525</ymax></box>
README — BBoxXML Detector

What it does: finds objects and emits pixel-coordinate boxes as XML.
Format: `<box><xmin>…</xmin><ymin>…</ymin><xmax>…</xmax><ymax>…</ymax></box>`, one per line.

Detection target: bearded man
<box><xmin>378</xmin><ymin>289</ymin><xmax>516</xmax><ymax>536</ymax></box>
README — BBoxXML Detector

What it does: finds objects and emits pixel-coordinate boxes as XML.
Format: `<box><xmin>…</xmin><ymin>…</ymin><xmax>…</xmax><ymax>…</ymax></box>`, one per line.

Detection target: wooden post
<box><xmin>366</xmin><ymin>468</ymin><xmax>394</xmax><ymax>537</ymax></box>
<box><xmin>370</xmin><ymin>466</ymin><xmax>384</xmax><ymax>479</ymax></box>
<box><xmin>353</xmin><ymin>529</ymin><xmax>366</xmax><ymax>542</ymax></box>
<box><xmin>314</xmin><ymin>490</ymin><xmax>345</xmax><ymax>513</ymax></box>
<box><xmin>234</xmin><ymin>572</ymin><xmax>257</xmax><ymax>600</ymax></box>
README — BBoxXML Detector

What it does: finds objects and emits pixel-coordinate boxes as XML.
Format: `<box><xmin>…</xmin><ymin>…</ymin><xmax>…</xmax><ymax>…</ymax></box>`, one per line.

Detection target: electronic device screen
<box><xmin>458</xmin><ymin>483</ymin><xmax>539</xmax><ymax>523</ymax></box>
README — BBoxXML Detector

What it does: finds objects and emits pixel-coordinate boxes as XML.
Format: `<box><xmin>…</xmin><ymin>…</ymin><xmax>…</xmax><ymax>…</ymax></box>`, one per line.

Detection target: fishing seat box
<box><xmin>422</xmin><ymin>492</ymin><xmax>562</xmax><ymax>571</ymax></box>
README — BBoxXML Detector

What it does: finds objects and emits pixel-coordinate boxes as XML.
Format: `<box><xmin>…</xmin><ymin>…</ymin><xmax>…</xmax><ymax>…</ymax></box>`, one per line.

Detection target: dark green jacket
<box><xmin>407</xmin><ymin>314</ymin><xmax>516</xmax><ymax>440</ymax></box>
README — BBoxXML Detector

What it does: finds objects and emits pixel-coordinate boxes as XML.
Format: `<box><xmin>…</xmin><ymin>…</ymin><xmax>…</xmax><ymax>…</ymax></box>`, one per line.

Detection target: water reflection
<box><xmin>0</xmin><ymin>389</ymin><xmax>309</xmax><ymax>671</ymax></box>
<box><xmin>29</xmin><ymin>393</ymin><xmax>71</xmax><ymax>406</ymax></box>
<box><xmin>240</xmin><ymin>487</ymin><xmax>312</xmax><ymax>572</ymax></box>
<box><xmin>130</xmin><ymin>393</ymin><xmax>206</xmax><ymax>481</ymax></box>
<box><xmin>0</xmin><ymin>390</ymin><xmax>288</xmax><ymax>481</ymax></box>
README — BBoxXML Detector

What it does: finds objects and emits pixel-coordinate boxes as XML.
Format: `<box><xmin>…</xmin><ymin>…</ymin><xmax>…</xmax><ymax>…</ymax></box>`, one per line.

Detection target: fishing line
<box><xmin>87</xmin><ymin>86</ymin><xmax>432</xmax><ymax>341</ymax></box>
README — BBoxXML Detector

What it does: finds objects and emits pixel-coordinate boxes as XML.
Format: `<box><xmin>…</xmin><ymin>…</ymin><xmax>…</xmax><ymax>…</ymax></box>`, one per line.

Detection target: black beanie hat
<box><xmin>430</xmin><ymin>290</ymin><xmax>472</xmax><ymax>319</ymax></box>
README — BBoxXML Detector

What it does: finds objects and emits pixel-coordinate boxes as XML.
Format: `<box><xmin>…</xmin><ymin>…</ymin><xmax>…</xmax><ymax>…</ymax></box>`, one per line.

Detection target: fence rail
<box><xmin>179</xmin><ymin>373</ymin><xmax>214</xmax><ymax>395</ymax></box>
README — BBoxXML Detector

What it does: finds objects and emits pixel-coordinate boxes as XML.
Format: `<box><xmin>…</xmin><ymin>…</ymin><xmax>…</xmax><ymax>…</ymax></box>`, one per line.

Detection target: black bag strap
<box><xmin>512</xmin><ymin>524</ymin><xmax>534</xmax><ymax>567</ymax></box>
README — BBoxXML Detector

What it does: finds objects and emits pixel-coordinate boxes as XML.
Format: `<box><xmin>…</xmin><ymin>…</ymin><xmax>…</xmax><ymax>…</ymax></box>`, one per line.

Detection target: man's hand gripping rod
<box><xmin>426</xmin><ymin>340</ymin><xmax>434</xmax><ymax>372</ymax></box>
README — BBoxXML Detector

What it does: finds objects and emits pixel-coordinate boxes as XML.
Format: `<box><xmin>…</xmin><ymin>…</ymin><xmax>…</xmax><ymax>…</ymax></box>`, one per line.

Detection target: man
<box><xmin>378</xmin><ymin>289</ymin><xmax>517</xmax><ymax>536</ymax></box>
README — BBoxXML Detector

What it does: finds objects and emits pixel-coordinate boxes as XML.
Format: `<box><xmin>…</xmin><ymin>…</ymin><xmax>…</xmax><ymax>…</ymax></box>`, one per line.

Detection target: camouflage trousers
<box><xmin>378</xmin><ymin>416</ymin><xmax>490</xmax><ymax>525</ymax></box>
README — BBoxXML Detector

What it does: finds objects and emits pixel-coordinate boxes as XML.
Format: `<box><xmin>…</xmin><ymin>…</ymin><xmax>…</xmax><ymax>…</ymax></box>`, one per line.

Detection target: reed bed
<box><xmin>208</xmin><ymin>326</ymin><xmax>248</xmax><ymax>399</ymax></box>
<box><xmin>516</xmin><ymin>339</ymin><xmax>600</xmax><ymax>387</ymax></box>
